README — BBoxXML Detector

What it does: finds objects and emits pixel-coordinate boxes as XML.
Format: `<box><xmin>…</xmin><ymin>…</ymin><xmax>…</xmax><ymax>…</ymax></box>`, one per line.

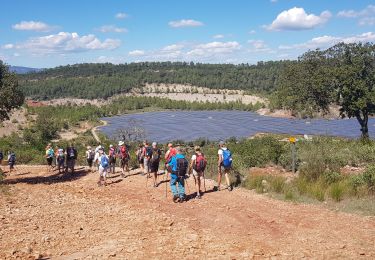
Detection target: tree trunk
<box><xmin>355</xmin><ymin>110</ymin><xmax>369</xmax><ymax>139</ymax></box>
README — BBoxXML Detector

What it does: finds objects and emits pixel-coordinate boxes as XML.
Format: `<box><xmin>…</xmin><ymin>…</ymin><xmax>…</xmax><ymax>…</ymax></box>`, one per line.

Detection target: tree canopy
<box><xmin>19</xmin><ymin>61</ymin><xmax>291</xmax><ymax>99</ymax></box>
<box><xmin>0</xmin><ymin>61</ymin><xmax>24</xmax><ymax>121</ymax></box>
<box><xmin>276</xmin><ymin>42</ymin><xmax>375</xmax><ymax>138</ymax></box>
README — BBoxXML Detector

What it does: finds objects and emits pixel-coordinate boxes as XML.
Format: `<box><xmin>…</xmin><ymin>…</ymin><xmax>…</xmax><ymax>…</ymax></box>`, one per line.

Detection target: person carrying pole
<box><xmin>214</xmin><ymin>141</ymin><xmax>233</xmax><ymax>192</ymax></box>
<box><xmin>166</xmin><ymin>146</ymin><xmax>188</xmax><ymax>203</ymax></box>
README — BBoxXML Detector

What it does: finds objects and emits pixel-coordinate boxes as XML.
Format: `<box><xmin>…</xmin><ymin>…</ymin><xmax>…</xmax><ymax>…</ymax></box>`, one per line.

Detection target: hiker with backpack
<box><xmin>45</xmin><ymin>144</ymin><xmax>55</xmax><ymax>172</ymax></box>
<box><xmin>8</xmin><ymin>151</ymin><xmax>16</xmax><ymax>174</ymax></box>
<box><xmin>65</xmin><ymin>144</ymin><xmax>77</xmax><ymax>174</ymax></box>
<box><xmin>118</xmin><ymin>141</ymin><xmax>130</xmax><ymax>178</ymax></box>
<box><xmin>97</xmin><ymin>148</ymin><xmax>109</xmax><ymax>186</ymax></box>
<box><xmin>215</xmin><ymin>141</ymin><xmax>233</xmax><ymax>191</ymax></box>
<box><xmin>142</xmin><ymin>141</ymin><xmax>152</xmax><ymax>176</ymax></box>
<box><xmin>135</xmin><ymin>144</ymin><xmax>144</xmax><ymax>173</ymax></box>
<box><xmin>0</xmin><ymin>150</ymin><xmax>3</xmax><ymax>171</ymax></box>
<box><xmin>167</xmin><ymin>146</ymin><xmax>188</xmax><ymax>203</ymax></box>
<box><xmin>190</xmin><ymin>146</ymin><xmax>207</xmax><ymax>199</ymax></box>
<box><xmin>86</xmin><ymin>146</ymin><xmax>95</xmax><ymax>172</ymax></box>
<box><xmin>108</xmin><ymin>144</ymin><xmax>116</xmax><ymax>175</ymax></box>
<box><xmin>164</xmin><ymin>143</ymin><xmax>176</xmax><ymax>176</ymax></box>
<box><xmin>150</xmin><ymin>142</ymin><xmax>162</xmax><ymax>187</ymax></box>
<box><xmin>56</xmin><ymin>146</ymin><xmax>65</xmax><ymax>174</ymax></box>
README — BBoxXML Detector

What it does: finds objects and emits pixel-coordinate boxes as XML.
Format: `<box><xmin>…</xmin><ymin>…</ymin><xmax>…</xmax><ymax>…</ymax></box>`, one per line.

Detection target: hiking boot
<box><xmin>213</xmin><ymin>186</ymin><xmax>221</xmax><ymax>192</ymax></box>
<box><xmin>227</xmin><ymin>185</ymin><xmax>233</xmax><ymax>191</ymax></box>
<box><xmin>179</xmin><ymin>196</ymin><xmax>186</xmax><ymax>203</ymax></box>
<box><xmin>195</xmin><ymin>194</ymin><xmax>201</xmax><ymax>199</ymax></box>
<box><xmin>173</xmin><ymin>195</ymin><xmax>180</xmax><ymax>203</ymax></box>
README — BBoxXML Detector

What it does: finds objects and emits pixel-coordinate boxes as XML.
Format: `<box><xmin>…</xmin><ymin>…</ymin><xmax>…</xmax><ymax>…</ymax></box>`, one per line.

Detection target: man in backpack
<box><xmin>8</xmin><ymin>150</ymin><xmax>16</xmax><ymax>174</ymax></box>
<box><xmin>56</xmin><ymin>146</ymin><xmax>65</xmax><ymax>174</ymax></box>
<box><xmin>215</xmin><ymin>141</ymin><xmax>233</xmax><ymax>191</ymax></box>
<box><xmin>108</xmin><ymin>144</ymin><xmax>116</xmax><ymax>176</ymax></box>
<box><xmin>190</xmin><ymin>146</ymin><xmax>207</xmax><ymax>199</ymax></box>
<box><xmin>167</xmin><ymin>146</ymin><xmax>188</xmax><ymax>203</ymax></box>
<box><xmin>135</xmin><ymin>144</ymin><xmax>144</xmax><ymax>173</ymax></box>
<box><xmin>150</xmin><ymin>142</ymin><xmax>161</xmax><ymax>187</ymax></box>
<box><xmin>97</xmin><ymin>148</ymin><xmax>109</xmax><ymax>186</ymax></box>
<box><xmin>65</xmin><ymin>143</ymin><xmax>77</xmax><ymax>174</ymax></box>
<box><xmin>86</xmin><ymin>146</ymin><xmax>95</xmax><ymax>172</ymax></box>
<box><xmin>142</xmin><ymin>140</ymin><xmax>152</xmax><ymax>176</ymax></box>
<box><xmin>118</xmin><ymin>141</ymin><xmax>130</xmax><ymax>178</ymax></box>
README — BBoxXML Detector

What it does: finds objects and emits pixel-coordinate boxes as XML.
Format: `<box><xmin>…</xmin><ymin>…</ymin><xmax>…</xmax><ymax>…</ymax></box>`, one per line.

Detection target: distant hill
<box><xmin>18</xmin><ymin>61</ymin><xmax>292</xmax><ymax>100</ymax></box>
<box><xmin>10</xmin><ymin>66</ymin><xmax>43</xmax><ymax>74</ymax></box>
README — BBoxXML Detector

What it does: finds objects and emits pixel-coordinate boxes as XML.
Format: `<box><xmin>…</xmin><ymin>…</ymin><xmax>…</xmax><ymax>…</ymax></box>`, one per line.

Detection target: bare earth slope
<box><xmin>1</xmin><ymin>166</ymin><xmax>374</xmax><ymax>259</ymax></box>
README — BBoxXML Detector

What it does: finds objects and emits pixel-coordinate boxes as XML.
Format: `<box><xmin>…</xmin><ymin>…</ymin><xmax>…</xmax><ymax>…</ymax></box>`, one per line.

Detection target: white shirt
<box><xmin>218</xmin><ymin>147</ymin><xmax>227</xmax><ymax>156</ymax></box>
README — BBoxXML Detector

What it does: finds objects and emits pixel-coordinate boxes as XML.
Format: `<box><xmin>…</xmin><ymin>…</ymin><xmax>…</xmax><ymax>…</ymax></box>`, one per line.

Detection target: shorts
<box><xmin>121</xmin><ymin>158</ymin><xmax>129</xmax><ymax>168</ymax></box>
<box><xmin>109</xmin><ymin>157</ymin><xmax>116</xmax><ymax>165</ymax></box>
<box><xmin>47</xmin><ymin>157</ymin><xmax>53</xmax><ymax>166</ymax></box>
<box><xmin>9</xmin><ymin>162</ymin><xmax>15</xmax><ymax>169</ymax></box>
<box><xmin>66</xmin><ymin>159</ymin><xmax>75</xmax><ymax>169</ymax></box>
<box><xmin>87</xmin><ymin>158</ymin><xmax>93</xmax><ymax>167</ymax></box>
<box><xmin>220</xmin><ymin>165</ymin><xmax>231</xmax><ymax>174</ymax></box>
<box><xmin>57</xmin><ymin>158</ymin><xmax>65</xmax><ymax>167</ymax></box>
<box><xmin>150</xmin><ymin>161</ymin><xmax>159</xmax><ymax>173</ymax></box>
<box><xmin>138</xmin><ymin>157</ymin><xmax>144</xmax><ymax>164</ymax></box>
<box><xmin>192</xmin><ymin>169</ymin><xmax>203</xmax><ymax>177</ymax></box>
<box><xmin>99</xmin><ymin>166</ymin><xmax>108</xmax><ymax>177</ymax></box>
<box><xmin>144</xmin><ymin>158</ymin><xmax>150</xmax><ymax>172</ymax></box>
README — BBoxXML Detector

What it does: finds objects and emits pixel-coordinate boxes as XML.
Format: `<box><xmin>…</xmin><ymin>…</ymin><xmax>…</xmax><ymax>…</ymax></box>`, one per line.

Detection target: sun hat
<box><xmin>152</xmin><ymin>142</ymin><xmax>157</xmax><ymax>146</ymax></box>
<box><xmin>110</xmin><ymin>144</ymin><xmax>113</xmax><ymax>148</ymax></box>
<box><xmin>219</xmin><ymin>141</ymin><xmax>225</xmax><ymax>146</ymax></box>
<box><xmin>118</xmin><ymin>141</ymin><xmax>124</xmax><ymax>146</ymax></box>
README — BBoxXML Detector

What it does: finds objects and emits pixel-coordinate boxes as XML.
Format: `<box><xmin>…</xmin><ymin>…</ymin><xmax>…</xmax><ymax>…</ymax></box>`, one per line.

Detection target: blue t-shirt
<box><xmin>168</xmin><ymin>153</ymin><xmax>185</xmax><ymax>172</ymax></box>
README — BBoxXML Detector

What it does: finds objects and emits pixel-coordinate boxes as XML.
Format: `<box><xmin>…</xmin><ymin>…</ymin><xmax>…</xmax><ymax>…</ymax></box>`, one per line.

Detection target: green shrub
<box><xmin>284</xmin><ymin>188</ymin><xmax>296</xmax><ymax>201</ymax></box>
<box><xmin>11</xmin><ymin>119</ymin><xmax>18</xmax><ymax>124</ymax></box>
<box><xmin>329</xmin><ymin>182</ymin><xmax>345</xmax><ymax>202</ymax></box>
<box><xmin>362</xmin><ymin>165</ymin><xmax>375</xmax><ymax>193</ymax></box>
<box><xmin>323</xmin><ymin>171</ymin><xmax>342</xmax><ymax>185</ymax></box>
<box><xmin>308</xmin><ymin>182</ymin><xmax>326</xmax><ymax>201</ymax></box>
<box><xmin>270</xmin><ymin>176</ymin><xmax>286</xmax><ymax>193</ymax></box>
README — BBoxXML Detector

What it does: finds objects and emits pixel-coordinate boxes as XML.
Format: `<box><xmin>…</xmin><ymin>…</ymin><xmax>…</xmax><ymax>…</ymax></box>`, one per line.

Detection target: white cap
<box><xmin>152</xmin><ymin>142</ymin><xmax>157</xmax><ymax>146</ymax></box>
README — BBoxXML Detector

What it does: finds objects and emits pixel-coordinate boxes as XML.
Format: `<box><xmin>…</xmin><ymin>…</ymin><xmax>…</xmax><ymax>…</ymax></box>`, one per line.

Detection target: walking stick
<box><xmin>203</xmin><ymin>172</ymin><xmax>207</xmax><ymax>192</ymax></box>
<box><xmin>185</xmin><ymin>176</ymin><xmax>191</xmax><ymax>195</ymax></box>
<box><xmin>164</xmin><ymin>168</ymin><xmax>168</xmax><ymax>198</ymax></box>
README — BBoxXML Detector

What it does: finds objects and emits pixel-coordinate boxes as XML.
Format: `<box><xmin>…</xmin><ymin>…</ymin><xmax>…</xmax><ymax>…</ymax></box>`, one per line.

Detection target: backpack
<box><xmin>88</xmin><ymin>150</ymin><xmax>95</xmax><ymax>160</ymax></box>
<box><xmin>145</xmin><ymin>146</ymin><xmax>153</xmax><ymax>158</ymax></box>
<box><xmin>57</xmin><ymin>149</ymin><xmax>65</xmax><ymax>159</ymax></box>
<box><xmin>9</xmin><ymin>153</ymin><xmax>16</xmax><ymax>163</ymax></box>
<box><xmin>0</xmin><ymin>151</ymin><xmax>3</xmax><ymax>160</ymax></box>
<box><xmin>166</xmin><ymin>148</ymin><xmax>176</xmax><ymax>163</ymax></box>
<box><xmin>137</xmin><ymin>148</ymin><xmax>143</xmax><ymax>161</ymax></box>
<box><xmin>176</xmin><ymin>157</ymin><xmax>188</xmax><ymax>177</ymax></box>
<box><xmin>67</xmin><ymin>147</ymin><xmax>76</xmax><ymax>159</ymax></box>
<box><xmin>120</xmin><ymin>146</ymin><xmax>129</xmax><ymax>159</ymax></box>
<box><xmin>221</xmin><ymin>149</ymin><xmax>232</xmax><ymax>169</ymax></box>
<box><xmin>100</xmin><ymin>155</ymin><xmax>109</xmax><ymax>168</ymax></box>
<box><xmin>109</xmin><ymin>147</ymin><xmax>115</xmax><ymax>158</ymax></box>
<box><xmin>150</xmin><ymin>148</ymin><xmax>160</xmax><ymax>163</ymax></box>
<box><xmin>194</xmin><ymin>153</ymin><xmax>207</xmax><ymax>172</ymax></box>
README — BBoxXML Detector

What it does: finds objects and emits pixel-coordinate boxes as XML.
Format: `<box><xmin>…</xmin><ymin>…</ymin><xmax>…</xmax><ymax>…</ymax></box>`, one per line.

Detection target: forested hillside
<box><xmin>19</xmin><ymin>61</ymin><xmax>290</xmax><ymax>100</ymax></box>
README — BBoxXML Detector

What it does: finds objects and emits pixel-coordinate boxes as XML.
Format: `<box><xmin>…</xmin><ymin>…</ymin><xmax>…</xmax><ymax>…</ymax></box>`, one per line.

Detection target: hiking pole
<box><xmin>164</xmin><ymin>167</ymin><xmax>168</xmax><ymax>198</ymax></box>
<box><xmin>185</xmin><ymin>176</ymin><xmax>191</xmax><ymax>195</ymax></box>
<box><xmin>203</xmin><ymin>173</ymin><xmax>207</xmax><ymax>193</ymax></box>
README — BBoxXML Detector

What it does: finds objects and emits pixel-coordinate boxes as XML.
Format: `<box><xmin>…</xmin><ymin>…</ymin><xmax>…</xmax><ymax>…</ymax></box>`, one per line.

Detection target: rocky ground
<box><xmin>0</xmin><ymin>166</ymin><xmax>374</xmax><ymax>259</ymax></box>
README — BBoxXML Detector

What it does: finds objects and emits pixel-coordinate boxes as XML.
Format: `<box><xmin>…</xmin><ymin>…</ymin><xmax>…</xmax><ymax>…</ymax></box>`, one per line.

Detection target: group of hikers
<box><xmin>1</xmin><ymin>140</ymin><xmax>233</xmax><ymax>203</ymax></box>
<box><xmin>83</xmin><ymin>140</ymin><xmax>233</xmax><ymax>202</ymax></box>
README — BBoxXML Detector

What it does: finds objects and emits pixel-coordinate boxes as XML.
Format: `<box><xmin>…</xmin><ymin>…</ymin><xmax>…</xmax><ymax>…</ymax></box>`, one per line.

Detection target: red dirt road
<box><xmin>1</xmin><ymin>166</ymin><xmax>374</xmax><ymax>259</ymax></box>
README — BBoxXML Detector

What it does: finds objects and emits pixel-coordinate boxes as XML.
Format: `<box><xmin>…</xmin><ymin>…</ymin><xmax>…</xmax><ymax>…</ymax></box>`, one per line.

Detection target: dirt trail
<box><xmin>0</xmin><ymin>166</ymin><xmax>374</xmax><ymax>259</ymax></box>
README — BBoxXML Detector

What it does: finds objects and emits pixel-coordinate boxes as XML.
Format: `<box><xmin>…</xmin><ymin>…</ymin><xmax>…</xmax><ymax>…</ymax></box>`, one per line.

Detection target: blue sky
<box><xmin>1</xmin><ymin>0</ymin><xmax>375</xmax><ymax>68</ymax></box>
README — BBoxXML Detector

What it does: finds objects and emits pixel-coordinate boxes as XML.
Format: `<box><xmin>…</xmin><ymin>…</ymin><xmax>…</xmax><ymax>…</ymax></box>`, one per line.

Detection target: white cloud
<box><xmin>2</xmin><ymin>44</ymin><xmax>14</xmax><ymax>49</ymax></box>
<box><xmin>128</xmin><ymin>50</ymin><xmax>145</xmax><ymax>56</ymax></box>
<box><xmin>338</xmin><ymin>5</ymin><xmax>375</xmax><ymax>26</ymax></box>
<box><xmin>270</xmin><ymin>0</ymin><xmax>278</xmax><ymax>3</ymax></box>
<box><xmin>13</xmin><ymin>32</ymin><xmax>121</xmax><ymax>54</ymax></box>
<box><xmin>337</xmin><ymin>5</ymin><xmax>375</xmax><ymax>18</ymax></box>
<box><xmin>97</xmin><ymin>25</ymin><xmax>128</xmax><ymax>33</ymax></box>
<box><xmin>248</xmin><ymin>30</ymin><xmax>256</xmax><ymax>34</ymax></box>
<box><xmin>279</xmin><ymin>32</ymin><xmax>375</xmax><ymax>50</ymax></box>
<box><xmin>213</xmin><ymin>34</ymin><xmax>225</xmax><ymax>39</ymax></box>
<box><xmin>13</xmin><ymin>53</ymin><xmax>20</xmax><ymax>57</ymax></box>
<box><xmin>265</xmin><ymin>7</ymin><xmax>332</xmax><ymax>31</ymax></box>
<box><xmin>115</xmin><ymin>12</ymin><xmax>128</xmax><ymax>19</ymax></box>
<box><xmin>162</xmin><ymin>44</ymin><xmax>184</xmax><ymax>51</ymax></box>
<box><xmin>187</xmin><ymin>41</ymin><xmax>241</xmax><ymax>57</ymax></box>
<box><xmin>168</xmin><ymin>19</ymin><xmax>204</xmax><ymax>28</ymax></box>
<box><xmin>248</xmin><ymin>40</ymin><xmax>267</xmax><ymax>49</ymax></box>
<box><xmin>12</xmin><ymin>21</ymin><xmax>55</xmax><ymax>32</ymax></box>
